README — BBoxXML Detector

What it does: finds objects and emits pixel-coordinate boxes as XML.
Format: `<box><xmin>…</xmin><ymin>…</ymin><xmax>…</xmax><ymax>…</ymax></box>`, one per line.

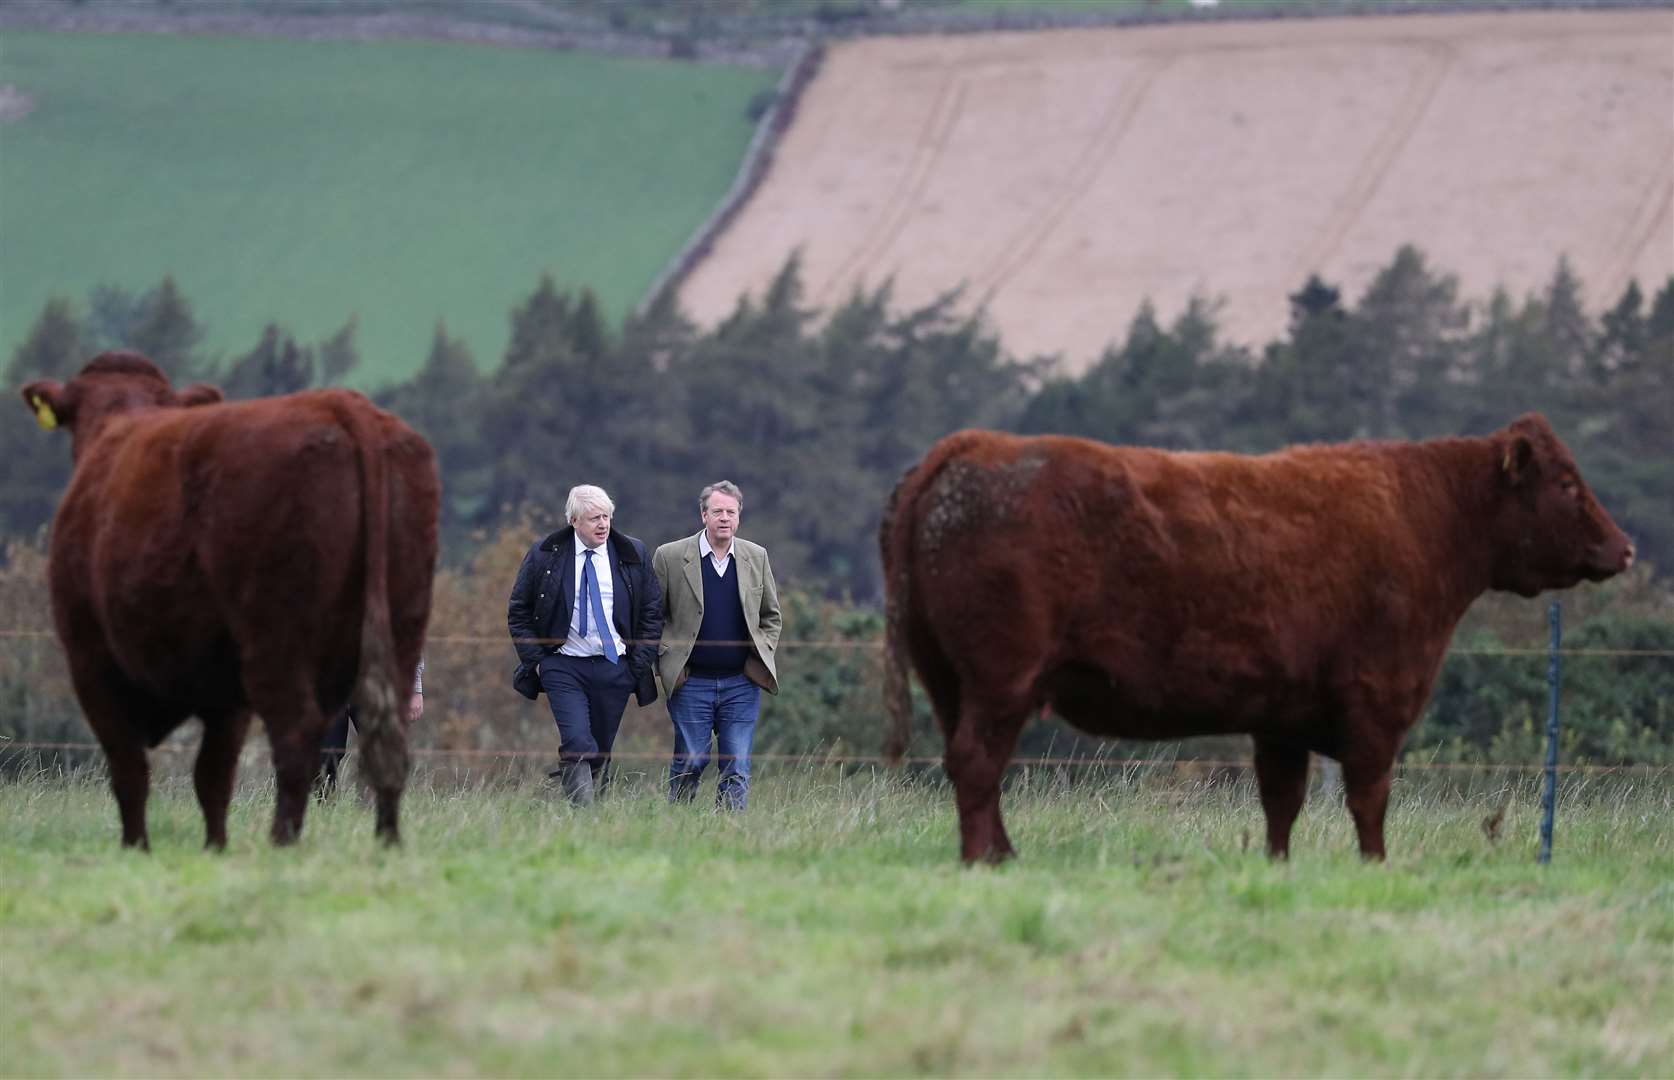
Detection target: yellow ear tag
<box><xmin>31</xmin><ymin>396</ymin><xmax>57</xmax><ymax>431</ymax></box>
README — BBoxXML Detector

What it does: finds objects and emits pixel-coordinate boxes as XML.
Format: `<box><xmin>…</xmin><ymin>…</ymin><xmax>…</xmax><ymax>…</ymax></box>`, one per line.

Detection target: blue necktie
<box><xmin>580</xmin><ymin>549</ymin><xmax>618</xmax><ymax>664</ymax></box>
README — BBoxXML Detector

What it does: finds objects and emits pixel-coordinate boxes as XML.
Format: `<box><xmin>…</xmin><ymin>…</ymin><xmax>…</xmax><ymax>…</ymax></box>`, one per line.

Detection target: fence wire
<box><xmin>6</xmin><ymin>626</ymin><xmax>1672</xmax><ymax>658</ymax></box>
<box><xmin>3</xmin><ymin>739</ymin><xmax>1669</xmax><ymax>775</ymax></box>
<box><xmin>4</xmin><ymin>628</ymin><xmax>1670</xmax><ymax>774</ymax></box>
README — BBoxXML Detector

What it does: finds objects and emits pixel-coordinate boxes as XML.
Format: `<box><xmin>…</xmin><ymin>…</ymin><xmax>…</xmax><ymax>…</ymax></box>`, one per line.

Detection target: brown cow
<box><xmin>880</xmin><ymin>416</ymin><xmax>1634</xmax><ymax>863</ymax></box>
<box><xmin>20</xmin><ymin>352</ymin><xmax>439</xmax><ymax>849</ymax></box>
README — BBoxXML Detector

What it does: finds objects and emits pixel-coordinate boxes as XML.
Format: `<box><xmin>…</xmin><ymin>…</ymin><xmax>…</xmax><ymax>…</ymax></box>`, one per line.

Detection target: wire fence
<box><xmin>10</xmin><ymin>625</ymin><xmax>1668</xmax><ymax>657</ymax></box>
<box><xmin>2</xmin><ymin>739</ymin><xmax>1671</xmax><ymax>775</ymax></box>
<box><xmin>3</xmin><ymin>627</ymin><xmax>1670</xmax><ymax>773</ymax></box>
<box><xmin>9</xmin><ymin>623</ymin><xmax>1674</xmax><ymax>657</ymax></box>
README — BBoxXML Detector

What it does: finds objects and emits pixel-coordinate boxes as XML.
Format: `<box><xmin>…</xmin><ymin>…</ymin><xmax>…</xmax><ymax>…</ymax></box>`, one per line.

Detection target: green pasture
<box><xmin>2</xmin><ymin>764</ymin><xmax>1670</xmax><ymax>1077</ymax></box>
<box><xmin>0</xmin><ymin>31</ymin><xmax>775</xmax><ymax>383</ymax></box>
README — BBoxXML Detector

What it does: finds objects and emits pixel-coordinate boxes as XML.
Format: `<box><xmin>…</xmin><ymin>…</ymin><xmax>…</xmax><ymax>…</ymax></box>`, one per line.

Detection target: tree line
<box><xmin>4</xmin><ymin>246</ymin><xmax>1671</xmax><ymax>765</ymax></box>
<box><xmin>6</xmin><ymin>246</ymin><xmax>1671</xmax><ymax>602</ymax></box>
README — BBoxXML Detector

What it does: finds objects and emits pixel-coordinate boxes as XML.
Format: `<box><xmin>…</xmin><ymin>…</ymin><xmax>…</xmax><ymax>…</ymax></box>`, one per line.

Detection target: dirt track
<box><xmin>678</xmin><ymin>10</ymin><xmax>1673</xmax><ymax>370</ymax></box>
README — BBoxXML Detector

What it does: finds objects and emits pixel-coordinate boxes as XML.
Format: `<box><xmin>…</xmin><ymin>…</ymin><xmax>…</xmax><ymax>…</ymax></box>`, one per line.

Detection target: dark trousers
<box><xmin>315</xmin><ymin>706</ymin><xmax>357</xmax><ymax>798</ymax></box>
<box><xmin>540</xmin><ymin>652</ymin><xmax>635</xmax><ymax>796</ymax></box>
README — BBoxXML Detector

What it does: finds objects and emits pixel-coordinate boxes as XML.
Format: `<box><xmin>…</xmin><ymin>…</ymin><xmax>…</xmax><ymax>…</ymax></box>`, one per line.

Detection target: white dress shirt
<box><xmin>698</xmin><ymin>531</ymin><xmax>733</xmax><ymax>579</ymax></box>
<box><xmin>560</xmin><ymin>534</ymin><xmax>622</xmax><ymax>658</ymax></box>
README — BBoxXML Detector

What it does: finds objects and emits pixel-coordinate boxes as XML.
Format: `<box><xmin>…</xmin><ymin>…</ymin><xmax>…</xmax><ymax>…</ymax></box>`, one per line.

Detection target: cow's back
<box><xmin>887</xmin><ymin>429</ymin><xmax>1450</xmax><ymax>739</ymax></box>
<box><xmin>49</xmin><ymin>390</ymin><xmax>434</xmax><ymax>714</ymax></box>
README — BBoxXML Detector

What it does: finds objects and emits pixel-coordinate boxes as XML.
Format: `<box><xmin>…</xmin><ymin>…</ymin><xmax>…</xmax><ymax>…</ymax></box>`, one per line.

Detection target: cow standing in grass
<box><xmin>21</xmin><ymin>352</ymin><xmax>439</xmax><ymax>849</ymax></box>
<box><xmin>881</xmin><ymin>415</ymin><xmax>1634</xmax><ymax>863</ymax></box>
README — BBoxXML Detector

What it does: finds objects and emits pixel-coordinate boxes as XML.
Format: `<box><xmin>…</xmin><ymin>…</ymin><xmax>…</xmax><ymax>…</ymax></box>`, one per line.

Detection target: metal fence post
<box><xmin>1538</xmin><ymin>600</ymin><xmax>1562</xmax><ymax>865</ymax></box>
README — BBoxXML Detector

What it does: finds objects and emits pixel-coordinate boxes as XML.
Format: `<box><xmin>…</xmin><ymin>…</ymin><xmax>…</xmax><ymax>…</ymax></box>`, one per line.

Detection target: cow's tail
<box><xmin>342</xmin><ymin>396</ymin><xmax>409</xmax><ymax>842</ymax></box>
<box><xmin>880</xmin><ymin>464</ymin><xmax>919</xmax><ymax>765</ymax></box>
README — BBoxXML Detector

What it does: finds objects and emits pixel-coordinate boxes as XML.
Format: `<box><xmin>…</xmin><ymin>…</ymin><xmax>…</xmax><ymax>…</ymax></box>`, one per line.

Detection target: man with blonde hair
<box><xmin>508</xmin><ymin>484</ymin><xmax>661</xmax><ymax>804</ymax></box>
<box><xmin>653</xmin><ymin>481</ymin><xmax>780</xmax><ymax>810</ymax></box>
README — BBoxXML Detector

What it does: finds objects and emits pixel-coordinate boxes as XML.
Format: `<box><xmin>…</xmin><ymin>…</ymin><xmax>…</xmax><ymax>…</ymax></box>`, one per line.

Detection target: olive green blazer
<box><xmin>651</xmin><ymin>532</ymin><xmax>781</xmax><ymax>695</ymax></box>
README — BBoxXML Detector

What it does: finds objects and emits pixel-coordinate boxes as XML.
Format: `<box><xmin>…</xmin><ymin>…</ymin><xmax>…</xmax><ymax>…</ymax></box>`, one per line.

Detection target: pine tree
<box><xmin>1542</xmin><ymin>256</ymin><xmax>1592</xmax><ymax>381</ymax></box>
<box><xmin>567</xmin><ymin>289</ymin><xmax>608</xmax><ymax>362</ymax></box>
<box><xmin>1647</xmin><ymin>276</ymin><xmax>1674</xmax><ymax>346</ymax></box>
<box><xmin>1352</xmin><ymin>245</ymin><xmax>1467</xmax><ymax>437</ymax></box>
<box><xmin>1572</xmin><ymin>276</ymin><xmax>1674</xmax><ymax>575</ymax></box>
<box><xmin>221</xmin><ymin>324</ymin><xmax>315</xmax><ymax>399</ymax></box>
<box><xmin>502</xmin><ymin>273</ymin><xmax>573</xmax><ymax>373</ymax></box>
<box><xmin>1249</xmin><ymin>274</ymin><xmax>1358</xmax><ymax>444</ymax></box>
<box><xmin>1456</xmin><ymin>287</ymin><xmax>1520</xmax><ymax>433</ymax></box>
<box><xmin>316</xmin><ymin>317</ymin><xmax>359</xmax><ymax>386</ymax></box>
<box><xmin>1592</xmin><ymin>279</ymin><xmax>1646</xmax><ymax>380</ymax></box>
<box><xmin>5</xmin><ymin>297</ymin><xmax>83</xmax><ymax>385</ymax></box>
<box><xmin>128</xmin><ymin>275</ymin><xmax>207</xmax><ymax>381</ymax></box>
<box><xmin>3</xmin><ymin>297</ymin><xmax>83</xmax><ymax>539</ymax></box>
<box><xmin>619</xmin><ymin>284</ymin><xmax>697</xmax><ymax>373</ymax></box>
<box><xmin>477</xmin><ymin>273</ymin><xmax>607</xmax><ymax>525</ymax></box>
<box><xmin>84</xmin><ymin>285</ymin><xmax>146</xmax><ymax>356</ymax></box>
<box><xmin>380</xmin><ymin>322</ymin><xmax>484</xmax><ymax>548</ymax></box>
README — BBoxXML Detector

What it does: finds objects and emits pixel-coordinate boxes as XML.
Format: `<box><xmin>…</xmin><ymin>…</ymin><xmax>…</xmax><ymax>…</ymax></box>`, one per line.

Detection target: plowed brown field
<box><xmin>678</xmin><ymin>10</ymin><xmax>1673</xmax><ymax>371</ymax></box>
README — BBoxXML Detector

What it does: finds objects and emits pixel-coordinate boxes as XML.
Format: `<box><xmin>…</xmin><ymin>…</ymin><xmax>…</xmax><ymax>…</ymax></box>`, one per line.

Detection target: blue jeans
<box><xmin>667</xmin><ymin>672</ymin><xmax>760</xmax><ymax>810</ymax></box>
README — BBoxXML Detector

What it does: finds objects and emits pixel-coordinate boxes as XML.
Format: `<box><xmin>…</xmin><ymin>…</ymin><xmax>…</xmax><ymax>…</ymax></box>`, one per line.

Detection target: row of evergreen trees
<box><xmin>6</xmin><ymin>247</ymin><xmax>1671</xmax><ymax>601</ymax></box>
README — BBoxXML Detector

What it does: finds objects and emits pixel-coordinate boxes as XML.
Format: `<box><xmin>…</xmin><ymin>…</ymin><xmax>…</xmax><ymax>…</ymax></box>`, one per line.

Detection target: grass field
<box><xmin>2</xmin><ymin>765</ymin><xmax>1670</xmax><ymax>1077</ymax></box>
<box><xmin>0</xmin><ymin>31</ymin><xmax>775</xmax><ymax>383</ymax></box>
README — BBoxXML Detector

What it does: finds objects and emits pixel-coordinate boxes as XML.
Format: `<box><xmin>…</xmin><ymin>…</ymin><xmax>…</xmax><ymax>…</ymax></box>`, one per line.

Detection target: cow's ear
<box><xmin>176</xmin><ymin>384</ymin><xmax>224</xmax><ymax>408</ymax></box>
<box><xmin>19</xmin><ymin>380</ymin><xmax>70</xmax><ymax>432</ymax></box>
<box><xmin>1500</xmin><ymin>433</ymin><xmax>1535</xmax><ymax>487</ymax></box>
<box><xmin>1509</xmin><ymin>412</ymin><xmax>1552</xmax><ymax>440</ymax></box>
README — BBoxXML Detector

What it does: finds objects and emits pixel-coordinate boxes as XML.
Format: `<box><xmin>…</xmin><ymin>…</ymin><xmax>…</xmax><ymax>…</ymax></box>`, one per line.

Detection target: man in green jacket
<box><xmin>652</xmin><ymin>481</ymin><xmax>781</xmax><ymax>810</ymax></box>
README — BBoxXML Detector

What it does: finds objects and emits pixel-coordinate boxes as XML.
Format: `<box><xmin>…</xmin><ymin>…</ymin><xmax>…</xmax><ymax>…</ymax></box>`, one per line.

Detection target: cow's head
<box><xmin>1488</xmin><ymin>413</ymin><xmax>1633</xmax><ymax>597</ymax></box>
<box><xmin>20</xmin><ymin>351</ymin><xmax>223</xmax><ymax>463</ymax></box>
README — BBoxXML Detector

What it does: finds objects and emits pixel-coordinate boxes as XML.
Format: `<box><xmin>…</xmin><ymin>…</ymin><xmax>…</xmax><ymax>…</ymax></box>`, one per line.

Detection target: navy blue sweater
<box><xmin>688</xmin><ymin>555</ymin><xmax>749</xmax><ymax>676</ymax></box>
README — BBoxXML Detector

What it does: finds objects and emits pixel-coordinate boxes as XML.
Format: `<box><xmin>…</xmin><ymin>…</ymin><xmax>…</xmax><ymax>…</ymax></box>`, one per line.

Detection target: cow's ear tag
<box><xmin>31</xmin><ymin>396</ymin><xmax>57</xmax><ymax>431</ymax></box>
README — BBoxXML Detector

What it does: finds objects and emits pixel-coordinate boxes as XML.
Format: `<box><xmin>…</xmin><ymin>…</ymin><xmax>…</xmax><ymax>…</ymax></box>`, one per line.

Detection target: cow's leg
<box><xmin>103</xmin><ymin>734</ymin><xmax>152</xmax><ymax>851</ymax></box>
<box><xmin>945</xmin><ymin>699</ymin><xmax>1028</xmax><ymax>864</ymax></box>
<box><xmin>65</xmin><ymin>660</ymin><xmax>159</xmax><ymax>850</ymax></box>
<box><xmin>1252</xmin><ymin>739</ymin><xmax>1310</xmax><ymax>859</ymax></box>
<box><xmin>1341</xmin><ymin>754</ymin><xmax>1394</xmax><ymax>861</ymax></box>
<box><xmin>269</xmin><ymin>726</ymin><xmax>315</xmax><ymax>846</ymax></box>
<box><xmin>374</xmin><ymin>787</ymin><xmax>401</xmax><ymax>847</ymax></box>
<box><xmin>260</xmin><ymin>705</ymin><xmax>331</xmax><ymax>846</ymax></box>
<box><xmin>194</xmin><ymin>711</ymin><xmax>252</xmax><ymax>851</ymax></box>
<box><xmin>914</xmin><ymin>643</ymin><xmax>962</xmax><ymax>742</ymax></box>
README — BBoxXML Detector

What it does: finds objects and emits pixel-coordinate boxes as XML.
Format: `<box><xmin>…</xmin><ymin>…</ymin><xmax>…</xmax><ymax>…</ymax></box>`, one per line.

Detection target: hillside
<box><xmin>677</xmin><ymin>9</ymin><xmax>1674</xmax><ymax>370</ymax></box>
<box><xmin>0</xmin><ymin>30</ymin><xmax>774</xmax><ymax>383</ymax></box>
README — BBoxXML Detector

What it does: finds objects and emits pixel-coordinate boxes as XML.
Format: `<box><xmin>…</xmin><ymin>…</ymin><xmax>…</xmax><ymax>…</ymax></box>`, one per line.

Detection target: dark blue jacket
<box><xmin>507</xmin><ymin>526</ymin><xmax>662</xmax><ymax>706</ymax></box>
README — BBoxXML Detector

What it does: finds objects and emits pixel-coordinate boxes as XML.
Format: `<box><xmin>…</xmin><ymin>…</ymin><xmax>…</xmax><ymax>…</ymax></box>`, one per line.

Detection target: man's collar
<box><xmin>574</xmin><ymin>533</ymin><xmax>604</xmax><ymax>555</ymax></box>
<box><xmin>698</xmin><ymin>532</ymin><xmax>732</xmax><ymax>561</ymax></box>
